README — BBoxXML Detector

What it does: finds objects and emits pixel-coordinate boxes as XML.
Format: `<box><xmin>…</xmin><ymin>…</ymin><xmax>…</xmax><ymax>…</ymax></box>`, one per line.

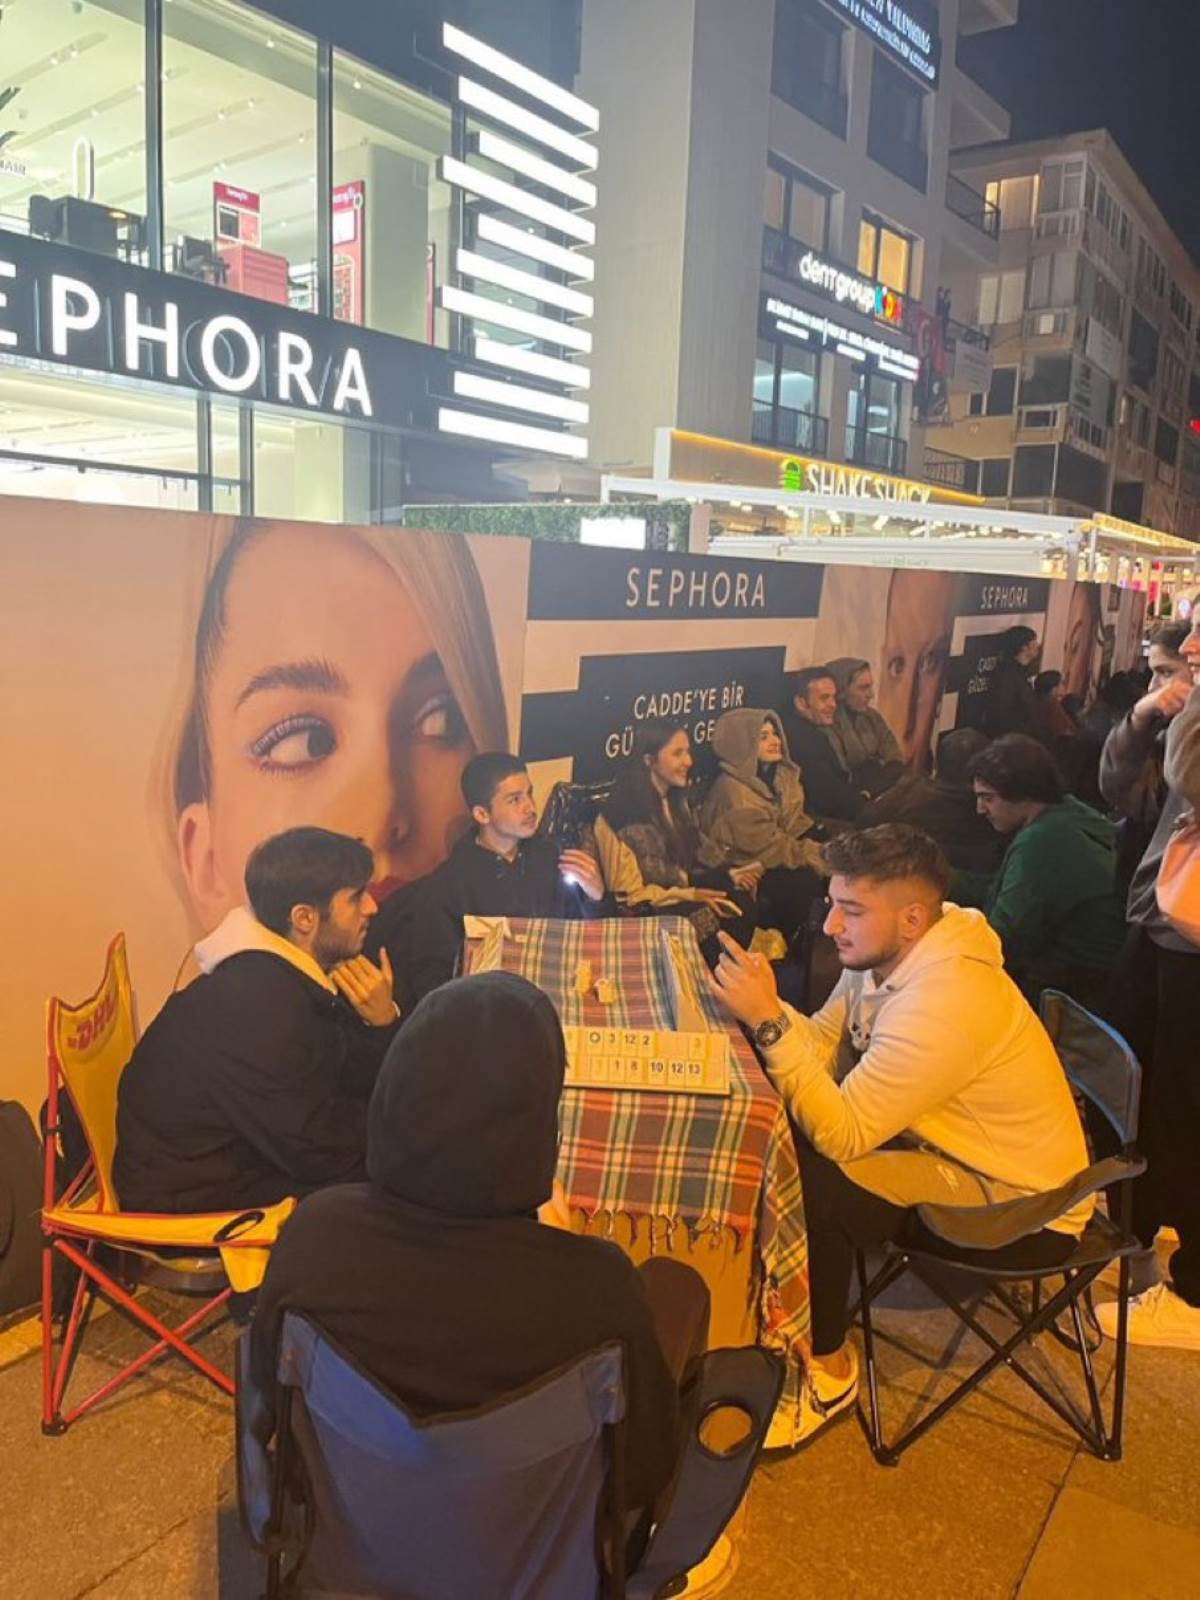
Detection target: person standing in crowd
<box><xmin>860</xmin><ymin>728</ymin><xmax>1000</xmax><ymax>873</ymax></box>
<box><xmin>376</xmin><ymin>753</ymin><xmax>607</xmax><ymax>1006</ymax></box>
<box><xmin>595</xmin><ymin>720</ymin><xmax>758</xmax><ymax>960</ymax></box>
<box><xmin>966</xmin><ymin>735</ymin><xmax>1125</xmax><ymax>1007</ymax></box>
<box><xmin>1031</xmin><ymin>671</ymin><xmax>1077</xmax><ymax>746</ymax></box>
<box><xmin>779</xmin><ymin>668</ymin><xmax>866</xmax><ymax>823</ymax></box>
<box><xmin>114</xmin><ymin>828</ymin><xmax>399</xmax><ymax>1214</ymax></box>
<box><xmin>1094</xmin><ymin>621</ymin><xmax>1200</xmax><ymax>1350</ymax></box>
<box><xmin>979</xmin><ymin>626</ymin><xmax>1039</xmax><ymax>738</ymax></box>
<box><xmin>825</xmin><ymin>659</ymin><xmax>905</xmax><ymax>797</ymax></box>
<box><xmin>709</xmin><ymin>826</ymin><xmax>1091</xmax><ymax>1446</ymax></box>
<box><xmin>252</xmin><ymin>972</ymin><xmax>708</xmax><ymax>1525</ymax></box>
<box><xmin>700</xmin><ymin>709</ymin><xmax>826</xmax><ymax>941</ymax></box>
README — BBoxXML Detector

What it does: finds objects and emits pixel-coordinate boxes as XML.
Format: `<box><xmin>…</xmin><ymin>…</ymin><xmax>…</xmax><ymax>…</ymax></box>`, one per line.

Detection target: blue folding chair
<box><xmin>237</xmin><ymin>1313</ymin><xmax>783</xmax><ymax>1599</ymax></box>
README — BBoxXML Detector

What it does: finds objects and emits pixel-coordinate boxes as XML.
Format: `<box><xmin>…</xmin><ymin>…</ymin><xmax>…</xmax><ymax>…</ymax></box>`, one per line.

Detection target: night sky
<box><xmin>959</xmin><ymin>0</ymin><xmax>1200</xmax><ymax>265</ymax></box>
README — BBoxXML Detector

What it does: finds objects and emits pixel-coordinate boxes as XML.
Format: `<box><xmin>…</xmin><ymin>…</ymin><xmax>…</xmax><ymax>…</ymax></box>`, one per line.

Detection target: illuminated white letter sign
<box><xmin>50</xmin><ymin>274</ymin><xmax>101</xmax><ymax>355</ymax></box>
<box><xmin>198</xmin><ymin>314</ymin><xmax>262</xmax><ymax>393</ymax></box>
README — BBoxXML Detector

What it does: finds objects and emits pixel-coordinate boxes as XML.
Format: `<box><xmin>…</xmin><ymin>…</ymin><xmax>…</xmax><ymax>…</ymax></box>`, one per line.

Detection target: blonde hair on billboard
<box><xmin>172</xmin><ymin>518</ymin><xmax>509</xmax><ymax>813</ymax></box>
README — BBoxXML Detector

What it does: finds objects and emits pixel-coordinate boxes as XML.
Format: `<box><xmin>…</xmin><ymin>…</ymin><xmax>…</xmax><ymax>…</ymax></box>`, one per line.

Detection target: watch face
<box><xmin>754</xmin><ymin>1019</ymin><xmax>785</xmax><ymax>1048</ymax></box>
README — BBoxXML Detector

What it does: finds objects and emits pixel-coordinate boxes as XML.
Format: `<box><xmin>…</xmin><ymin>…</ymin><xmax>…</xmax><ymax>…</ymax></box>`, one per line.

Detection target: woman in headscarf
<box><xmin>825</xmin><ymin>658</ymin><xmax>905</xmax><ymax>798</ymax></box>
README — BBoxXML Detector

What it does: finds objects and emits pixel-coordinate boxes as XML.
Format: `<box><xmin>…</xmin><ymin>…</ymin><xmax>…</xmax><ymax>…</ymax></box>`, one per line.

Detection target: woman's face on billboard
<box><xmin>178</xmin><ymin>525</ymin><xmax>475</xmax><ymax>928</ymax></box>
<box><xmin>1061</xmin><ymin>584</ymin><xmax>1098</xmax><ymax>700</ymax></box>
<box><xmin>876</xmin><ymin>569</ymin><xmax>957</xmax><ymax>772</ymax></box>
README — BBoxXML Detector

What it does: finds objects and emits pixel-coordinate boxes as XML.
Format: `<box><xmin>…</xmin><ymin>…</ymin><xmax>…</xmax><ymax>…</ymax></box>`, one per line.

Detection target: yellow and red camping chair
<box><xmin>41</xmin><ymin>933</ymin><xmax>294</xmax><ymax>1434</ymax></box>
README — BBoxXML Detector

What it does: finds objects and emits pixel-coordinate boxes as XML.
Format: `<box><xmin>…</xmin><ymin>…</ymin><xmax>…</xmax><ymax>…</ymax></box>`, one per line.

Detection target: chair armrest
<box><xmin>916</xmin><ymin>1154</ymin><xmax>1145</xmax><ymax>1251</ymax></box>
<box><xmin>234</xmin><ymin>1330</ymin><xmax>275</xmax><ymax>1551</ymax></box>
<box><xmin>627</xmin><ymin>1347</ymin><xmax>784</xmax><ymax>1599</ymax></box>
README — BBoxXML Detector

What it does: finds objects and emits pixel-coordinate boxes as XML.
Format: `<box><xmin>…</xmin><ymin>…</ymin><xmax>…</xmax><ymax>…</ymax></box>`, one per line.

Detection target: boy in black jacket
<box><xmin>114</xmin><ymin>828</ymin><xmax>399</xmax><ymax>1214</ymax></box>
<box><xmin>374</xmin><ymin>753</ymin><xmax>609</xmax><ymax>1005</ymax></box>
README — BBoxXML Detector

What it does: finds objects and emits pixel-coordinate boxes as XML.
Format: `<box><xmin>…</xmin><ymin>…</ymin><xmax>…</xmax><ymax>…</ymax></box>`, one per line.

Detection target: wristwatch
<box><xmin>752</xmin><ymin>1012</ymin><xmax>791</xmax><ymax>1050</ymax></box>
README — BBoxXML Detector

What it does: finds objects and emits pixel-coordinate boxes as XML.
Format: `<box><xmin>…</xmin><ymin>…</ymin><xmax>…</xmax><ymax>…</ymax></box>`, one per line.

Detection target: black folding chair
<box><xmin>854</xmin><ymin>989</ymin><xmax>1144</xmax><ymax>1466</ymax></box>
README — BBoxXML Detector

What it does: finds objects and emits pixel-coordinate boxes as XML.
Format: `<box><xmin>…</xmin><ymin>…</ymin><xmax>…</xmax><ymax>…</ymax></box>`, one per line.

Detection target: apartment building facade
<box><xmin>939</xmin><ymin>130</ymin><xmax>1200</xmax><ymax>538</ymax></box>
<box><xmin>580</xmin><ymin>0</ymin><xmax>1017</xmax><ymax>496</ymax></box>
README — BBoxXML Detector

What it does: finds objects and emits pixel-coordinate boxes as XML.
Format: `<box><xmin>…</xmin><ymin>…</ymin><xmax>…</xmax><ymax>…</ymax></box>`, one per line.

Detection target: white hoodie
<box><xmin>764</xmin><ymin>906</ymin><xmax>1093</xmax><ymax>1234</ymax></box>
<box><xmin>194</xmin><ymin>905</ymin><xmax>337</xmax><ymax>994</ymax></box>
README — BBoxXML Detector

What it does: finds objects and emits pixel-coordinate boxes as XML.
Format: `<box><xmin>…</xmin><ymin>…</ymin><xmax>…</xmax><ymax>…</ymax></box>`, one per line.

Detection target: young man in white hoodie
<box><xmin>711</xmin><ymin>824</ymin><xmax>1091</xmax><ymax>1445</ymax></box>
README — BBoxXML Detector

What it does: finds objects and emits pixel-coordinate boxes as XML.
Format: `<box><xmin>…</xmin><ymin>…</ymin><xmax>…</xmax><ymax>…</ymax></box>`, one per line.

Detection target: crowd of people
<box><xmin>107</xmin><ymin>609</ymin><xmax>1200</xmax><ymax>1562</ymax></box>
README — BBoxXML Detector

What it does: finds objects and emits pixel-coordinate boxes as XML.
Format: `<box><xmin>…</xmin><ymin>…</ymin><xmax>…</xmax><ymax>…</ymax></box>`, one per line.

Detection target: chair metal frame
<box><xmin>41</xmin><ymin>933</ymin><xmax>292</xmax><ymax>1434</ymax></box>
<box><xmin>854</xmin><ymin>990</ymin><xmax>1145</xmax><ymax>1466</ymax></box>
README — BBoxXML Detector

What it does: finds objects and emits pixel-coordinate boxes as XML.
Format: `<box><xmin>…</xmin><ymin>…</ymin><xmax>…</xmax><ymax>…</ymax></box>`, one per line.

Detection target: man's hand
<box><xmin>1132</xmin><ymin>677</ymin><xmax>1191</xmax><ymax>733</ymax></box>
<box><xmin>729</xmin><ymin>862</ymin><xmax>764</xmax><ymax>892</ymax></box>
<box><xmin>332</xmin><ymin>949</ymin><xmax>399</xmax><ymax>1027</ymax></box>
<box><xmin>694</xmin><ymin>888</ymin><xmax>745</xmax><ymax>918</ymax></box>
<box><xmin>708</xmin><ymin>931</ymin><xmax>782</xmax><ymax>1029</ymax></box>
<box><xmin>537</xmin><ymin>1178</ymin><xmax>574</xmax><ymax>1230</ymax></box>
<box><xmin>560</xmin><ymin>848</ymin><xmax>605</xmax><ymax>902</ymax></box>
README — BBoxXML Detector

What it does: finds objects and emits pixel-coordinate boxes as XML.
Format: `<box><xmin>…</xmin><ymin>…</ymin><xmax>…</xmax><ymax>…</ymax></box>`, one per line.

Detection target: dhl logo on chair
<box><xmin>66</xmin><ymin>982</ymin><xmax>120</xmax><ymax>1059</ymax></box>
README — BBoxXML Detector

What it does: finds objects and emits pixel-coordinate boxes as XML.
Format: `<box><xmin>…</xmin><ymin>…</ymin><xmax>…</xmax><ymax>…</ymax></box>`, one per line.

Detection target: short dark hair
<box><xmin>792</xmin><ymin>666</ymin><xmax>836</xmax><ymax>702</ymax></box>
<box><xmin>934</xmin><ymin>727</ymin><xmax>989</xmax><ymax>785</ymax></box>
<box><xmin>245</xmin><ymin>827</ymin><xmax>374</xmax><ymax>936</ymax></box>
<box><xmin>969</xmin><ymin>734</ymin><xmax>1064</xmax><ymax>804</ymax></box>
<box><xmin>1034</xmin><ymin>670</ymin><xmax>1062</xmax><ymax>698</ymax></box>
<box><xmin>823</xmin><ymin>824</ymin><xmax>951</xmax><ymax>899</ymax></box>
<box><xmin>462</xmin><ymin>751</ymin><xmax>527</xmax><ymax>812</ymax></box>
<box><xmin>998</xmin><ymin>625</ymin><xmax>1038</xmax><ymax>660</ymax></box>
<box><xmin>1149</xmin><ymin>620</ymin><xmax>1189</xmax><ymax>656</ymax></box>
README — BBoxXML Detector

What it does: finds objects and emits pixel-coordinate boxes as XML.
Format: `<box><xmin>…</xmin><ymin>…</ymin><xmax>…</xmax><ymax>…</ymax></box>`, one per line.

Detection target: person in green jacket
<box><xmin>963</xmin><ymin>734</ymin><xmax>1125</xmax><ymax>1008</ymax></box>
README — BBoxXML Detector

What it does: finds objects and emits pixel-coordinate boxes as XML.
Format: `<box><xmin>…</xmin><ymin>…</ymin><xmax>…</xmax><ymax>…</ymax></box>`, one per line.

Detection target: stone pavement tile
<box><xmin>1</xmin><ymin>1350</ymin><xmax>233</xmax><ymax>1600</ymax></box>
<box><xmin>1018</xmin><ymin>1487</ymin><xmax>1200</xmax><ymax>1600</ymax></box>
<box><xmin>1066</xmin><ymin>1343</ymin><xmax>1200</xmax><ymax>1538</ymax></box>
<box><xmin>80</xmin><ymin>1471</ymin><xmax>261</xmax><ymax>1600</ymax></box>
<box><xmin>723</xmin><ymin>1401</ymin><xmax>1060</xmax><ymax>1599</ymax></box>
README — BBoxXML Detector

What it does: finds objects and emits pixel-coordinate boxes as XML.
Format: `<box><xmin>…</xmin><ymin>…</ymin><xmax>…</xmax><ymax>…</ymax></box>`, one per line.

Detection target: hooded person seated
<box><xmin>860</xmin><ymin>728</ymin><xmax>1001</xmax><ymax>873</ymax></box>
<box><xmin>114</xmin><ymin>827</ymin><xmax>399</xmax><ymax>1215</ymax></box>
<box><xmin>778</xmin><ymin>668</ymin><xmax>866</xmax><ymax>824</ymax></box>
<box><xmin>251</xmin><ymin>971</ymin><xmax>709</xmax><ymax>1516</ymax></box>
<box><xmin>699</xmin><ymin>709</ymin><xmax>826</xmax><ymax>941</ymax></box>
<box><xmin>375</xmin><ymin>753</ymin><xmax>609</xmax><ymax>1007</ymax></box>
<box><xmin>825</xmin><ymin>658</ymin><xmax>906</xmax><ymax>798</ymax></box>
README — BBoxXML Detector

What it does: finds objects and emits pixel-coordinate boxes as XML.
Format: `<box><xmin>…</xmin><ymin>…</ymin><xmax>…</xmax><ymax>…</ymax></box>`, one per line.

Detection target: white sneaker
<box><xmin>765</xmin><ymin>1347</ymin><xmax>859</xmax><ymax>1451</ymax></box>
<box><xmin>1095</xmin><ymin>1282</ymin><xmax>1200</xmax><ymax>1351</ymax></box>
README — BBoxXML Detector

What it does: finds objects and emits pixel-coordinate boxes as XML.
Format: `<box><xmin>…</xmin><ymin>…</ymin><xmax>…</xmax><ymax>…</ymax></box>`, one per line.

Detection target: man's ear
<box><xmin>471</xmin><ymin>803</ymin><xmax>491</xmax><ymax>828</ymax></box>
<box><xmin>289</xmin><ymin>902</ymin><xmax>319</xmax><ymax>941</ymax></box>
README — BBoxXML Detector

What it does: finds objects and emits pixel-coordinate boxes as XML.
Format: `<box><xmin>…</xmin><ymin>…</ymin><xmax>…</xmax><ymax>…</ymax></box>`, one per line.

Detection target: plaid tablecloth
<box><xmin>474</xmin><ymin>916</ymin><xmax>810</xmax><ymax>1362</ymax></box>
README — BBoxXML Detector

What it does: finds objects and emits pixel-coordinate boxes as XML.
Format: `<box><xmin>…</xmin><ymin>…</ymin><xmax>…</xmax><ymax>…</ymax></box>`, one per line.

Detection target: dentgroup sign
<box><xmin>796</xmin><ymin>249</ymin><xmax>904</xmax><ymax>328</ymax></box>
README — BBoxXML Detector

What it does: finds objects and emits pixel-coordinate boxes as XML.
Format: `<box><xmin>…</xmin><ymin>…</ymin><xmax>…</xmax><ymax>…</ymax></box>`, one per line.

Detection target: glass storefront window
<box><xmin>162</xmin><ymin>1</ymin><xmax>317</xmax><ymax>307</ymax></box>
<box><xmin>753</xmin><ymin>350</ymin><xmax>776</xmax><ymax>405</ymax></box>
<box><xmin>332</xmin><ymin>54</ymin><xmax>452</xmax><ymax>345</ymax></box>
<box><xmin>778</xmin><ymin>349</ymin><xmax>819</xmax><ymax>415</ymax></box>
<box><xmin>1</xmin><ymin>0</ymin><xmax>147</xmax><ymax>260</ymax></box>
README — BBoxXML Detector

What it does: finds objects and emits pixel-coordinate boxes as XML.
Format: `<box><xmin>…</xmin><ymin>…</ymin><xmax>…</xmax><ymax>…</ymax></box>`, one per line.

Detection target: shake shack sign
<box><xmin>0</xmin><ymin>231</ymin><xmax>445</xmax><ymax>429</ymax></box>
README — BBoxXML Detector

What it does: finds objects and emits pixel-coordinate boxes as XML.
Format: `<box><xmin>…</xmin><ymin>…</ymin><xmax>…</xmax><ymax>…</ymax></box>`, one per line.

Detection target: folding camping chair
<box><xmin>237</xmin><ymin>1313</ymin><xmax>784</xmax><ymax>1599</ymax></box>
<box><xmin>41</xmin><ymin>933</ymin><xmax>294</xmax><ymax>1434</ymax></box>
<box><xmin>854</xmin><ymin>989</ymin><xmax>1145</xmax><ymax>1466</ymax></box>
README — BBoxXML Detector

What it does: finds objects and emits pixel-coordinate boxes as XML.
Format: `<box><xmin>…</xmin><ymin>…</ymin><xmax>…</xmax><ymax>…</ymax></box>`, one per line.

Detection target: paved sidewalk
<box><xmin>4</xmin><ymin>1257</ymin><xmax>1199</xmax><ymax>1599</ymax></box>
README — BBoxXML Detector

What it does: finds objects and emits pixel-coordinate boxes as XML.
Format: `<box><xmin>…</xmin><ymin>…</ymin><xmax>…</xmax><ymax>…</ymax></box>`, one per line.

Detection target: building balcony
<box><xmin>946</xmin><ymin>173</ymin><xmax>1000</xmax><ymax>240</ymax></box>
<box><xmin>752</xmin><ymin>399</ymin><xmax>830</xmax><ymax>457</ymax></box>
<box><xmin>867</xmin><ymin>126</ymin><xmax>928</xmax><ymax>193</ymax></box>
<box><xmin>770</xmin><ymin>70</ymin><xmax>848</xmax><ymax>141</ymax></box>
<box><xmin>1022</xmin><ymin>306</ymin><xmax>1081</xmax><ymax>348</ymax></box>
<box><xmin>922</xmin><ymin>446</ymin><xmax>981</xmax><ymax>496</ymax></box>
<box><xmin>957</xmin><ymin>0</ymin><xmax>1020</xmax><ymax>35</ymax></box>
<box><xmin>848</xmin><ymin>427</ymin><xmax>908</xmax><ymax>476</ymax></box>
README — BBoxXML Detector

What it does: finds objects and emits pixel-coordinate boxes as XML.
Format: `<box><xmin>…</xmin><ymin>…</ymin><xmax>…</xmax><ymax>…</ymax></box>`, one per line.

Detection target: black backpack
<box><xmin>0</xmin><ymin>1101</ymin><xmax>42</xmax><ymax>1317</ymax></box>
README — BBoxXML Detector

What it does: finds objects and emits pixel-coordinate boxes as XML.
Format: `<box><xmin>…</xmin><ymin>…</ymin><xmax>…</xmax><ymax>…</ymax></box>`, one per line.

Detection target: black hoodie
<box><xmin>374</xmin><ymin>830</ymin><xmax>602</xmax><ymax>1007</ymax></box>
<box><xmin>250</xmin><ymin>973</ymin><xmax>680</xmax><ymax>1507</ymax></box>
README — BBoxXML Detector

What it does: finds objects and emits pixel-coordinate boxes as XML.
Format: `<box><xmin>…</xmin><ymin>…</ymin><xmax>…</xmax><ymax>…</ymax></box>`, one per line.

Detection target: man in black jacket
<box><xmin>114</xmin><ymin>828</ymin><xmax>400</xmax><ymax>1214</ymax></box>
<box><xmin>779</xmin><ymin>667</ymin><xmax>865</xmax><ymax>823</ymax></box>
<box><xmin>251</xmin><ymin>972</ymin><xmax>708</xmax><ymax>1514</ymax></box>
<box><xmin>374</xmin><ymin>753</ymin><xmax>607</xmax><ymax>1005</ymax></box>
